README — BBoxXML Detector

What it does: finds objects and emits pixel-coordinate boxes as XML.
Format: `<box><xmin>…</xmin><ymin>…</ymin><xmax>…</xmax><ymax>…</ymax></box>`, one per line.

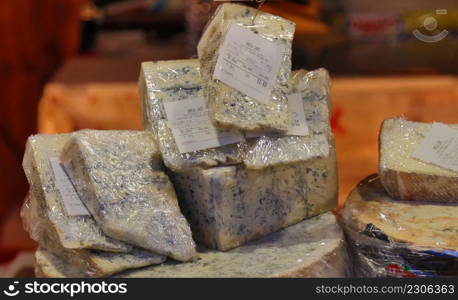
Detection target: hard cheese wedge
<box><xmin>139</xmin><ymin>59</ymin><xmax>246</xmax><ymax>171</ymax></box>
<box><xmin>23</xmin><ymin>191</ymin><xmax>165</xmax><ymax>277</ymax></box>
<box><xmin>342</xmin><ymin>175</ymin><xmax>458</xmax><ymax>277</ymax></box>
<box><xmin>379</xmin><ymin>118</ymin><xmax>458</xmax><ymax>203</ymax></box>
<box><xmin>170</xmin><ymin>146</ymin><xmax>338</xmax><ymax>251</ymax></box>
<box><xmin>197</xmin><ymin>3</ymin><xmax>295</xmax><ymax>132</ymax></box>
<box><xmin>243</xmin><ymin>68</ymin><xmax>332</xmax><ymax>169</ymax></box>
<box><xmin>22</xmin><ymin>134</ymin><xmax>130</xmax><ymax>252</ymax></box>
<box><xmin>60</xmin><ymin>130</ymin><xmax>196</xmax><ymax>262</ymax></box>
<box><xmin>36</xmin><ymin>213</ymin><xmax>349</xmax><ymax>278</ymax></box>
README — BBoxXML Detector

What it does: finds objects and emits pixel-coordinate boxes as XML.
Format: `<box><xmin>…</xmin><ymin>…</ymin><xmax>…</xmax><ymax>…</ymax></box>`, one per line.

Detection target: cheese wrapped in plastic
<box><xmin>379</xmin><ymin>118</ymin><xmax>458</xmax><ymax>203</ymax></box>
<box><xmin>22</xmin><ymin>191</ymin><xmax>165</xmax><ymax>277</ymax></box>
<box><xmin>139</xmin><ymin>59</ymin><xmax>246</xmax><ymax>171</ymax></box>
<box><xmin>170</xmin><ymin>142</ymin><xmax>338</xmax><ymax>251</ymax></box>
<box><xmin>342</xmin><ymin>175</ymin><xmax>458</xmax><ymax>277</ymax></box>
<box><xmin>197</xmin><ymin>3</ymin><xmax>295</xmax><ymax>132</ymax></box>
<box><xmin>36</xmin><ymin>213</ymin><xmax>351</xmax><ymax>278</ymax></box>
<box><xmin>243</xmin><ymin>68</ymin><xmax>332</xmax><ymax>169</ymax></box>
<box><xmin>22</xmin><ymin>133</ymin><xmax>131</xmax><ymax>252</ymax></box>
<box><xmin>60</xmin><ymin>130</ymin><xmax>196</xmax><ymax>262</ymax></box>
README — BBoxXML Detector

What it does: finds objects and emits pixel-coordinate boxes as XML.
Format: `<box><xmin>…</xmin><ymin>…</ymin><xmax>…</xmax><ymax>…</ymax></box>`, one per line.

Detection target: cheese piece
<box><xmin>37</xmin><ymin>213</ymin><xmax>349</xmax><ymax>278</ymax></box>
<box><xmin>22</xmin><ymin>134</ymin><xmax>131</xmax><ymax>252</ymax></box>
<box><xmin>379</xmin><ymin>118</ymin><xmax>458</xmax><ymax>203</ymax></box>
<box><xmin>170</xmin><ymin>147</ymin><xmax>338</xmax><ymax>250</ymax></box>
<box><xmin>139</xmin><ymin>59</ymin><xmax>246</xmax><ymax>171</ymax></box>
<box><xmin>35</xmin><ymin>248</ymin><xmax>87</xmax><ymax>278</ymax></box>
<box><xmin>342</xmin><ymin>175</ymin><xmax>458</xmax><ymax>277</ymax></box>
<box><xmin>243</xmin><ymin>68</ymin><xmax>332</xmax><ymax>169</ymax></box>
<box><xmin>60</xmin><ymin>130</ymin><xmax>196</xmax><ymax>262</ymax></box>
<box><xmin>197</xmin><ymin>3</ymin><xmax>295</xmax><ymax>132</ymax></box>
<box><xmin>23</xmin><ymin>191</ymin><xmax>165</xmax><ymax>277</ymax></box>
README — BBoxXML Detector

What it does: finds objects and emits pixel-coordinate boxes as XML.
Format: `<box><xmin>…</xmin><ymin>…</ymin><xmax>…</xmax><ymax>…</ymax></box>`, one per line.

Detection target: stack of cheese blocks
<box><xmin>342</xmin><ymin>117</ymin><xmax>458</xmax><ymax>277</ymax></box>
<box><xmin>23</xmin><ymin>3</ymin><xmax>349</xmax><ymax>278</ymax></box>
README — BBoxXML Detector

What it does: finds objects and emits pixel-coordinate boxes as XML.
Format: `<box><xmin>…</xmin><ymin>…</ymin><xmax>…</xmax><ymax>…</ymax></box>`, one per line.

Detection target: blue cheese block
<box><xmin>22</xmin><ymin>134</ymin><xmax>131</xmax><ymax>252</ymax></box>
<box><xmin>60</xmin><ymin>130</ymin><xmax>197</xmax><ymax>262</ymax></box>
<box><xmin>36</xmin><ymin>213</ymin><xmax>350</xmax><ymax>278</ymax></box>
<box><xmin>139</xmin><ymin>59</ymin><xmax>246</xmax><ymax>171</ymax></box>
<box><xmin>244</xmin><ymin>68</ymin><xmax>333</xmax><ymax>169</ymax></box>
<box><xmin>170</xmin><ymin>148</ymin><xmax>338</xmax><ymax>251</ymax></box>
<box><xmin>35</xmin><ymin>247</ymin><xmax>164</xmax><ymax>278</ymax></box>
<box><xmin>342</xmin><ymin>175</ymin><xmax>458</xmax><ymax>277</ymax></box>
<box><xmin>197</xmin><ymin>3</ymin><xmax>295</xmax><ymax>132</ymax></box>
<box><xmin>23</xmin><ymin>190</ymin><xmax>165</xmax><ymax>277</ymax></box>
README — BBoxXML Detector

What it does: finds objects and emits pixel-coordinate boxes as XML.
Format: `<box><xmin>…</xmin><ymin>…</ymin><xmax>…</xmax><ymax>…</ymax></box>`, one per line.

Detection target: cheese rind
<box><xmin>170</xmin><ymin>145</ymin><xmax>338</xmax><ymax>250</ymax></box>
<box><xmin>379</xmin><ymin>118</ymin><xmax>458</xmax><ymax>203</ymax></box>
<box><xmin>60</xmin><ymin>130</ymin><xmax>196</xmax><ymax>262</ymax></box>
<box><xmin>22</xmin><ymin>134</ymin><xmax>131</xmax><ymax>252</ymax></box>
<box><xmin>197</xmin><ymin>3</ymin><xmax>295</xmax><ymax>132</ymax></box>
<box><xmin>36</xmin><ymin>213</ymin><xmax>350</xmax><ymax>278</ymax></box>
<box><xmin>342</xmin><ymin>175</ymin><xmax>458</xmax><ymax>277</ymax></box>
<box><xmin>243</xmin><ymin>69</ymin><xmax>332</xmax><ymax>169</ymax></box>
<box><xmin>139</xmin><ymin>59</ymin><xmax>246</xmax><ymax>171</ymax></box>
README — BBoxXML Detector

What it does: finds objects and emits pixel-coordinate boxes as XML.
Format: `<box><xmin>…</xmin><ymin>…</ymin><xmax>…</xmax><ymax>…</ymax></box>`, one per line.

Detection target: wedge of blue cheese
<box><xmin>170</xmin><ymin>147</ymin><xmax>338</xmax><ymax>251</ymax></box>
<box><xmin>60</xmin><ymin>130</ymin><xmax>196</xmax><ymax>262</ymax></box>
<box><xmin>139</xmin><ymin>59</ymin><xmax>246</xmax><ymax>171</ymax></box>
<box><xmin>23</xmin><ymin>191</ymin><xmax>165</xmax><ymax>277</ymax></box>
<box><xmin>197</xmin><ymin>3</ymin><xmax>295</xmax><ymax>132</ymax></box>
<box><xmin>243</xmin><ymin>68</ymin><xmax>333</xmax><ymax>169</ymax></box>
<box><xmin>379</xmin><ymin>118</ymin><xmax>458</xmax><ymax>203</ymax></box>
<box><xmin>36</xmin><ymin>213</ymin><xmax>349</xmax><ymax>278</ymax></box>
<box><xmin>342</xmin><ymin>175</ymin><xmax>458</xmax><ymax>277</ymax></box>
<box><xmin>22</xmin><ymin>134</ymin><xmax>131</xmax><ymax>252</ymax></box>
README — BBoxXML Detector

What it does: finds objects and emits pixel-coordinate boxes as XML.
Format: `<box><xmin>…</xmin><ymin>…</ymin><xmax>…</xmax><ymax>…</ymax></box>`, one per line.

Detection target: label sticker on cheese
<box><xmin>412</xmin><ymin>123</ymin><xmax>458</xmax><ymax>173</ymax></box>
<box><xmin>286</xmin><ymin>93</ymin><xmax>309</xmax><ymax>136</ymax></box>
<box><xmin>213</xmin><ymin>23</ymin><xmax>286</xmax><ymax>104</ymax></box>
<box><xmin>164</xmin><ymin>97</ymin><xmax>244</xmax><ymax>153</ymax></box>
<box><xmin>49</xmin><ymin>158</ymin><xmax>91</xmax><ymax>216</ymax></box>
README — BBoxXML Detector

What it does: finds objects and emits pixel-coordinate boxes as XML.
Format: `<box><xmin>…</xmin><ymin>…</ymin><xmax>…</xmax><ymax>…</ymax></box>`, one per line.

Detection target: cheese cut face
<box><xmin>60</xmin><ymin>130</ymin><xmax>196</xmax><ymax>262</ymax></box>
<box><xmin>342</xmin><ymin>175</ymin><xmax>458</xmax><ymax>277</ymax></box>
<box><xmin>22</xmin><ymin>134</ymin><xmax>131</xmax><ymax>252</ymax></box>
<box><xmin>197</xmin><ymin>3</ymin><xmax>295</xmax><ymax>132</ymax></box>
<box><xmin>243</xmin><ymin>69</ymin><xmax>332</xmax><ymax>169</ymax></box>
<box><xmin>23</xmin><ymin>191</ymin><xmax>165</xmax><ymax>277</ymax></box>
<box><xmin>170</xmin><ymin>147</ymin><xmax>338</xmax><ymax>251</ymax></box>
<box><xmin>379</xmin><ymin>118</ymin><xmax>458</xmax><ymax>203</ymax></box>
<box><xmin>36</xmin><ymin>213</ymin><xmax>350</xmax><ymax>278</ymax></box>
<box><xmin>139</xmin><ymin>59</ymin><xmax>246</xmax><ymax>171</ymax></box>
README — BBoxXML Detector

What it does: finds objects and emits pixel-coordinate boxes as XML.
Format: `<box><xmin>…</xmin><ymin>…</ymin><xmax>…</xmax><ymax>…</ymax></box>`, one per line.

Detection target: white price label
<box><xmin>164</xmin><ymin>97</ymin><xmax>244</xmax><ymax>153</ymax></box>
<box><xmin>286</xmin><ymin>93</ymin><xmax>309</xmax><ymax>136</ymax></box>
<box><xmin>49</xmin><ymin>158</ymin><xmax>90</xmax><ymax>216</ymax></box>
<box><xmin>213</xmin><ymin>23</ymin><xmax>286</xmax><ymax>104</ymax></box>
<box><xmin>411</xmin><ymin>123</ymin><xmax>458</xmax><ymax>173</ymax></box>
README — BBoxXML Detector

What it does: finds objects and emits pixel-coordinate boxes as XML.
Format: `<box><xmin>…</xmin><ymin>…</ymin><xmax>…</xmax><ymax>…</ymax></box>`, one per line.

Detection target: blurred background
<box><xmin>1</xmin><ymin>0</ymin><xmax>457</xmax><ymax>276</ymax></box>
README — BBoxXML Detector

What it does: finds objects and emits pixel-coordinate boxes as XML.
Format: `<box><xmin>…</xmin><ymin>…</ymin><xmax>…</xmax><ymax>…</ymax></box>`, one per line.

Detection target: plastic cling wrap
<box><xmin>379</xmin><ymin>118</ymin><xmax>458</xmax><ymax>203</ymax></box>
<box><xmin>243</xmin><ymin>68</ymin><xmax>333</xmax><ymax>169</ymax></box>
<box><xmin>60</xmin><ymin>130</ymin><xmax>196</xmax><ymax>262</ymax></box>
<box><xmin>22</xmin><ymin>191</ymin><xmax>165</xmax><ymax>278</ymax></box>
<box><xmin>37</xmin><ymin>213</ymin><xmax>351</xmax><ymax>278</ymax></box>
<box><xmin>342</xmin><ymin>175</ymin><xmax>458</xmax><ymax>277</ymax></box>
<box><xmin>197</xmin><ymin>3</ymin><xmax>295</xmax><ymax>132</ymax></box>
<box><xmin>22</xmin><ymin>133</ymin><xmax>131</xmax><ymax>252</ymax></box>
<box><xmin>139</xmin><ymin>59</ymin><xmax>247</xmax><ymax>171</ymax></box>
<box><xmin>169</xmin><ymin>143</ymin><xmax>338</xmax><ymax>251</ymax></box>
